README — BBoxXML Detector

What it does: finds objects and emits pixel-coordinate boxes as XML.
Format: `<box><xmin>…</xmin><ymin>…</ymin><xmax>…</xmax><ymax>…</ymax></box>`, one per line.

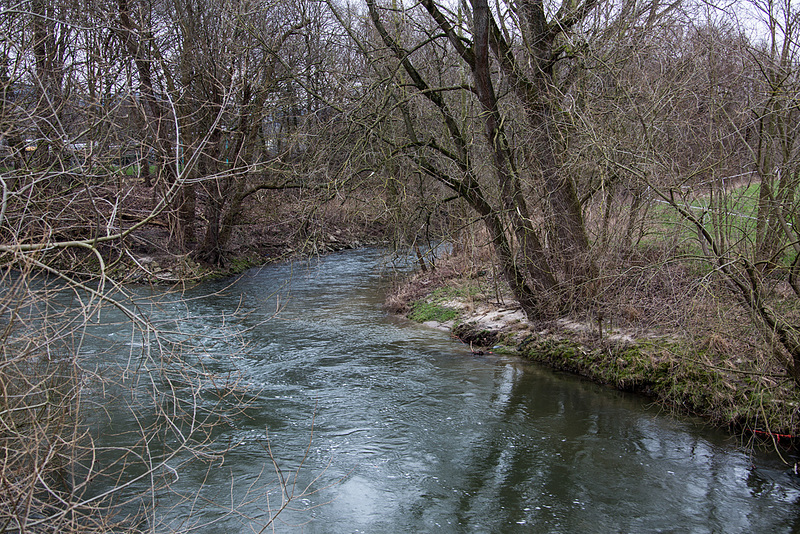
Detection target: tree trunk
<box><xmin>472</xmin><ymin>0</ymin><xmax>557</xmax><ymax>297</ymax></box>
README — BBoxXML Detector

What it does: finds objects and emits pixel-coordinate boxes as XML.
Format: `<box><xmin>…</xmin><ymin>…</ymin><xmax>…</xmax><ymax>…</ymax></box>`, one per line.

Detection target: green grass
<box><xmin>406</xmin><ymin>284</ymin><xmax>481</xmax><ymax>323</ymax></box>
<box><xmin>644</xmin><ymin>182</ymin><xmax>800</xmax><ymax>266</ymax></box>
<box><xmin>122</xmin><ymin>164</ymin><xmax>159</xmax><ymax>176</ymax></box>
<box><xmin>408</xmin><ymin>300</ymin><xmax>460</xmax><ymax>323</ymax></box>
<box><xmin>517</xmin><ymin>334</ymin><xmax>792</xmax><ymax>431</ymax></box>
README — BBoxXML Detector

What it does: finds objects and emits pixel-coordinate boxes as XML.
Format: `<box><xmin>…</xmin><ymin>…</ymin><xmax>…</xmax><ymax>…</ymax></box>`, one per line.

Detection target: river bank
<box><xmin>122</xmin><ymin>232</ymin><xmax>800</xmax><ymax>445</ymax></box>
<box><xmin>91</xmin><ymin>202</ymin><xmax>800</xmax><ymax>446</ymax></box>
<box><xmin>116</xmin><ymin>230</ymin><xmax>380</xmax><ymax>285</ymax></box>
<box><xmin>386</xmin><ymin>253</ymin><xmax>800</xmax><ymax>446</ymax></box>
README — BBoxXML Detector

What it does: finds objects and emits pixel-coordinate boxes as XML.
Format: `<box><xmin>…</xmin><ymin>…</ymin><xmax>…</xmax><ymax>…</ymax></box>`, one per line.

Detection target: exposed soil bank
<box><xmin>387</xmin><ymin>262</ymin><xmax>800</xmax><ymax>447</ymax></box>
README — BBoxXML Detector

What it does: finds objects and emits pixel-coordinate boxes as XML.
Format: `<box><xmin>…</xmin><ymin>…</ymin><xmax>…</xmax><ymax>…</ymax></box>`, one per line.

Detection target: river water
<box><xmin>82</xmin><ymin>248</ymin><xmax>800</xmax><ymax>533</ymax></box>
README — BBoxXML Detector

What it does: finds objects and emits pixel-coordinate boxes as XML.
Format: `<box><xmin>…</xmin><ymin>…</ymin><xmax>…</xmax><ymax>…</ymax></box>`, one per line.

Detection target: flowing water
<box><xmin>82</xmin><ymin>249</ymin><xmax>800</xmax><ymax>533</ymax></box>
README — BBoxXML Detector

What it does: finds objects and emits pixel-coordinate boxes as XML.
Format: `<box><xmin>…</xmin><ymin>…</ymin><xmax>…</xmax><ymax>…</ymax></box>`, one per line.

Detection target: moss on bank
<box><xmin>515</xmin><ymin>333</ymin><xmax>800</xmax><ymax>441</ymax></box>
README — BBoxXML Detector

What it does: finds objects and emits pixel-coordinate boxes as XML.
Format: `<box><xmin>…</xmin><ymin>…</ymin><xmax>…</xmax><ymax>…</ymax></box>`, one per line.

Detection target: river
<box><xmin>82</xmin><ymin>248</ymin><xmax>800</xmax><ymax>533</ymax></box>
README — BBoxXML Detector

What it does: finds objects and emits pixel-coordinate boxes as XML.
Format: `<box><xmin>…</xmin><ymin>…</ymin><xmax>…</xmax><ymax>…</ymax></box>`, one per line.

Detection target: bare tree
<box><xmin>748</xmin><ymin>0</ymin><xmax>800</xmax><ymax>271</ymax></box>
<box><xmin>332</xmin><ymin>0</ymin><xmax>679</xmax><ymax>318</ymax></box>
<box><xmin>570</xmin><ymin>0</ymin><xmax>800</xmax><ymax>386</ymax></box>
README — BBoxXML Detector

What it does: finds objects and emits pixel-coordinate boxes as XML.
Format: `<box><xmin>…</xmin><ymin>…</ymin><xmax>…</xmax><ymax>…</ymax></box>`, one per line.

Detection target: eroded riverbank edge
<box><xmin>388</xmin><ymin>269</ymin><xmax>800</xmax><ymax>447</ymax></box>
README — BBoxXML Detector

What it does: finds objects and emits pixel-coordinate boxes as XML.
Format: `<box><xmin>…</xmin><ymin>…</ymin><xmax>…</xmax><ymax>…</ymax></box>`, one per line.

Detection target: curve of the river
<box><xmin>86</xmin><ymin>248</ymin><xmax>800</xmax><ymax>533</ymax></box>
